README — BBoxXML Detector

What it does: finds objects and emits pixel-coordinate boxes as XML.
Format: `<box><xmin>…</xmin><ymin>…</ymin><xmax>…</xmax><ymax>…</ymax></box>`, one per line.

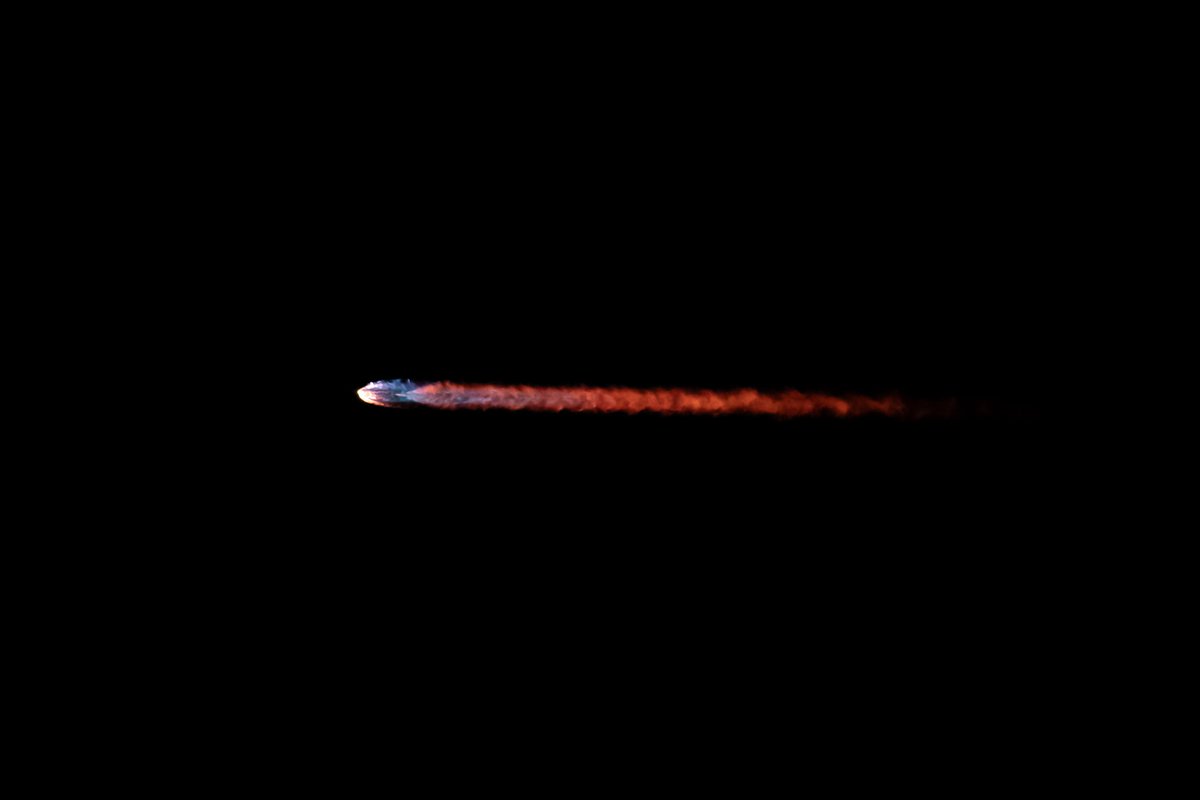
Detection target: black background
<box><xmin>128</xmin><ymin>11</ymin><xmax>1084</xmax><ymax>764</ymax></box>
<box><xmin>262</xmin><ymin>20</ymin><xmax>1067</xmax><ymax>579</ymax></box>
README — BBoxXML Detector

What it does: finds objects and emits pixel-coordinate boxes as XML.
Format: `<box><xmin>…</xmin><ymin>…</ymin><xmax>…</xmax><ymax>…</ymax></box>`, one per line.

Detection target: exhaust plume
<box><xmin>357</xmin><ymin>380</ymin><xmax>911</xmax><ymax>418</ymax></box>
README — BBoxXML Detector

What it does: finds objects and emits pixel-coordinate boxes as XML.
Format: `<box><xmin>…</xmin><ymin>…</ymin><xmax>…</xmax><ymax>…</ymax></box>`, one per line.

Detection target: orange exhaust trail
<box><xmin>357</xmin><ymin>380</ymin><xmax>910</xmax><ymax>418</ymax></box>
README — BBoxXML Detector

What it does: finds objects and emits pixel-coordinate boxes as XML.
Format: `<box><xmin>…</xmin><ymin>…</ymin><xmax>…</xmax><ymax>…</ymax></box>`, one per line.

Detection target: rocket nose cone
<box><xmin>357</xmin><ymin>385</ymin><xmax>389</xmax><ymax>406</ymax></box>
<box><xmin>358</xmin><ymin>379</ymin><xmax>419</xmax><ymax>406</ymax></box>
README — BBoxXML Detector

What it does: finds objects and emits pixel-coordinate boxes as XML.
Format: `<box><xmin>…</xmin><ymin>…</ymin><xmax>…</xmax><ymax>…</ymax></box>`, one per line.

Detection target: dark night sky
<box><xmin>282</xmin><ymin>119</ymin><xmax>1064</xmax><ymax>634</ymax></box>
<box><xmin>170</xmin><ymin>13</ymin><xmax>1084</xmax><ymax>761</ymax></box>
<box><xmin>249</xmin><ymin>14</ymin><xmax>1073</xmax><ymax>618</ymax></box>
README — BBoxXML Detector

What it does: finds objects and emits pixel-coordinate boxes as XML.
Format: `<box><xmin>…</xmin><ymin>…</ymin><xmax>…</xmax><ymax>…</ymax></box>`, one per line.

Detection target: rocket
<box><xmin>356</xmin><ymin>379</ymin><xmax>422</xmax><ymax>407</ymax></box>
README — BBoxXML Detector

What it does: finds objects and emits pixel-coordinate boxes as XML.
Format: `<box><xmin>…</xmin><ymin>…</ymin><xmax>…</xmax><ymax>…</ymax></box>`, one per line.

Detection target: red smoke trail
<box><xmin>398</xmin><ymin>382</ymin><xmax>906</xmax><ymax>417</ymax></box>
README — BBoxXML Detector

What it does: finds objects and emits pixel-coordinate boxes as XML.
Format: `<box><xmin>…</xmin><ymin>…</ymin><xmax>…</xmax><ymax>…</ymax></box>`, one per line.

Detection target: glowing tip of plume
<box><xmin>357</xmin><ymin>379</ymin><xmax>420</xmax><ymax>407</ymax></box>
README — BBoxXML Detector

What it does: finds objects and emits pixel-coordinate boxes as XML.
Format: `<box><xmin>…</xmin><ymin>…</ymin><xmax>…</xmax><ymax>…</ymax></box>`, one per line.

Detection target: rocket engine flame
<box><xmin>357</xmin><ymin>380</ymin><xmax>909</xmax><ymax>418</ymax></box>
